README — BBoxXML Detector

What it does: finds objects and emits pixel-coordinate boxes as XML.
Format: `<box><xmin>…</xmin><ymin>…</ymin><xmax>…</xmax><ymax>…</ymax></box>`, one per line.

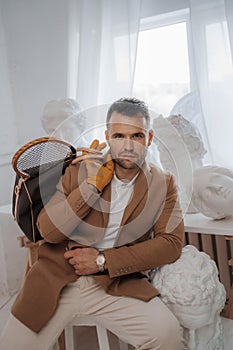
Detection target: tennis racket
<box><xmin>12</xmin><ymin>137</ymin><xmax>77</xmax><ymax>179</ymax></box>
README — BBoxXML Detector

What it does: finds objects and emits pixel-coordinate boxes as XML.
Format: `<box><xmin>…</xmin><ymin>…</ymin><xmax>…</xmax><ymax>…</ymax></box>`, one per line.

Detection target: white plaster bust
<box><xmin>41</xmin><ymin>98</ymin><xmax>88</xmax><ymax>147</ymax></box>
<box><xmin>153</xmin><ymin>114</ymin><xmax>207</xmax><ymax>213</ymax></box>
<box><xmin>152</xmin><ymin>245</ymin><xmax>226</xmax><ymax>349</ymax></box>
<box><xmin>192</xmin><ymin>165</ymin><xmax>233</xmax><ymax>219</ymax></box>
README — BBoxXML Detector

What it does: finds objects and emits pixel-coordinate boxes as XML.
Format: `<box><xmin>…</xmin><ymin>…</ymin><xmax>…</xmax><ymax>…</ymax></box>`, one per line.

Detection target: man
<box><xmin>0</xmin><ymin>98</ymin><xmax>184</xmax><ymax>349</ymax></box>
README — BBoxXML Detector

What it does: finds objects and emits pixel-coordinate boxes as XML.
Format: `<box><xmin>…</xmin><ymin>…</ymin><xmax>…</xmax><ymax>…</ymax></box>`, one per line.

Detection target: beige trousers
<box><xmin>0</xmin><ymin>276</ymin><xmax>184</xmax><ymax>350</ymax></box>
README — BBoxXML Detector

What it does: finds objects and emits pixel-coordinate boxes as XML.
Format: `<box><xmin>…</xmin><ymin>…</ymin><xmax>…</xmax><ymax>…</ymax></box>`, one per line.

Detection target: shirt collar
<box><xmin>112</xmin><ymin>171</ymin><xmax>139</xmax><ymax>188</ymax></box>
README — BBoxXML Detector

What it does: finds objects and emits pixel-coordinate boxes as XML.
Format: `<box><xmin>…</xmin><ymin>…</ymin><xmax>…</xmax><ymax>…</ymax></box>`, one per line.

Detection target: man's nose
<box><xmin>123</xmin><ymin>138</ymin><xmax>134</xmax><ymax>151</ymax></box>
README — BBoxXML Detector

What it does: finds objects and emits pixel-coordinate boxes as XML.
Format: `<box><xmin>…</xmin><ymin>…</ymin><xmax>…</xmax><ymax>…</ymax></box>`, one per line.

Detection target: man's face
<box><xmin>194</xmin><ymin>170</ymin><xmax>233</xmax><ymax>218</ymax></box>
<box><xmin>105</xmin><ymin>112</ymin><xmax>153</xmax><ymax>170</ymax></box>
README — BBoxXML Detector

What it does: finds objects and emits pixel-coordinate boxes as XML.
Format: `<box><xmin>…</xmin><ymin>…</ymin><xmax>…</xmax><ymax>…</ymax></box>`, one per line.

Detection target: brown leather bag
<box><xmin>12</xmin><ymin>163</ymin><xmax>71</xmax><ymax>242</ymax></box>
<box><xmin>11</xmin><ymin>137</ymin><xmax>76</xmax><ymax>242</ymax></box>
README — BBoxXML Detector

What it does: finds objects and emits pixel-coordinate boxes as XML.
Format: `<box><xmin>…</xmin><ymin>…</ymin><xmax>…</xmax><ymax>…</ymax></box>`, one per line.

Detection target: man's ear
<box><xmin>147</xmin><ymin>129</ymin><xmax>154</xmax><ymax>146</ymax></box>
<box><xmin>105</xmin><ymin>130</ymin><xmax>109</xmax><ymax>143</ymax></box>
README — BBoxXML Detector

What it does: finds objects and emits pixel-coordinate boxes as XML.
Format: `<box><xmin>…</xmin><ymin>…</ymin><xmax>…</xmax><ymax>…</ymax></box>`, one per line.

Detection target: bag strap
<box><xmin>14</xmin><ymin>176</ymin><xmax>37</xmax><ymax>243</ymax></box>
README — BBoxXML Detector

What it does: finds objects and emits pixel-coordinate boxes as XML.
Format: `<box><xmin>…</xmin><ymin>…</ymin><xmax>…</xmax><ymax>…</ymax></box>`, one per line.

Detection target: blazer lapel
<box><xmin>98</xmin><ymin>183</ymin><xmax>111</xmax><ymax>227</ymax></box>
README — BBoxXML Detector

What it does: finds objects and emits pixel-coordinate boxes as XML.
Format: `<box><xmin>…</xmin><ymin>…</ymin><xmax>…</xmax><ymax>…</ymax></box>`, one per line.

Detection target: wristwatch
<box><xmin>96</xmin><ymin>251</ymin><xmax>106</xmax><ymax>272</ymax></box>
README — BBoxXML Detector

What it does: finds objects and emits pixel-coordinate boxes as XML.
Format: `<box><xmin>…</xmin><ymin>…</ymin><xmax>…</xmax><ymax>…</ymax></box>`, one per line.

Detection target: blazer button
<box><xmin>76</xmin><ymin>199</ymin><xmax>83</xmax><ymax>207</ymax></box>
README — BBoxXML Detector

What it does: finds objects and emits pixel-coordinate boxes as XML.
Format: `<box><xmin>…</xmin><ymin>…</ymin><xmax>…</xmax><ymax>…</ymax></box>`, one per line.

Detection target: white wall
<box><xmin>0</xmin><ymin>0</ymin><xmax>73</xmax><ymax>300</ymax></box>
<box><xmin>0</xmin><ymin>0</ymin><xmax>71</xmax><ymax>205</ymax></box>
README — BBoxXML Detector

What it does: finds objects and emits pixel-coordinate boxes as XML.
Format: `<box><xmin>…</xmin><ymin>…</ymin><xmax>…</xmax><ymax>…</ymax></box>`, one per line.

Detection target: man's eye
<box><xmin>113</xmin><ymin>134</ymin><xmax>124</xmax><ymax>139</ymax></box>
<box><xmin>132</xmin><ymin>133</ymin><xmax>144</xmax><ymax>139</ymax></box>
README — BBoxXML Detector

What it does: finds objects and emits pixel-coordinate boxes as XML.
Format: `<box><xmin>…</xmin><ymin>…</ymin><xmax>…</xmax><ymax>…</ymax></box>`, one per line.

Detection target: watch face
<box><xmin>97</xmin><ymin>254</ymin><xmax>105</xmax><ymax>265</ymax></box>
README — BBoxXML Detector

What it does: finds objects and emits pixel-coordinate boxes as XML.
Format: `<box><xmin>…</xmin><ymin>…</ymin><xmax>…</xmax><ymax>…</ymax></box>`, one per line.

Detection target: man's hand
<box><xmin>72</xmin><ymin>139</ymin><xmax>114</xmax><ymax>192</ymax></box>
<box><xmin>85</xmin><ymin>152</ymin><xmax>114</xmax><ymax>192</ymax></box>
<box><xmin>71</xmin><ymin>140</ymin><xmax>105</xmax><ymax>164</ymax></box>
<box><xmin>64</xmin><ymin>247</ymin><xmax>99</xmax><ymax>275</ymax></box>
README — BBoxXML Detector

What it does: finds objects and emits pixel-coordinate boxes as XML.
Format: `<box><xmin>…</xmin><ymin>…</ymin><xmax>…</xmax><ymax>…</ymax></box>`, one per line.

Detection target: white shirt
<box><xmin>93</xmin><ymin>173</ymin><xmax>138</xmax><ymax>250</ymax></box>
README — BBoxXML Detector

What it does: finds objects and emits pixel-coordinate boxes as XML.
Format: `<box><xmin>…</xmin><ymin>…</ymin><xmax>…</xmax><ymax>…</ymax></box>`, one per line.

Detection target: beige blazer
<box><xmin>12</xmin><ymin>161</ymin><xmax>184</xmax><ymax>332</ymax></box>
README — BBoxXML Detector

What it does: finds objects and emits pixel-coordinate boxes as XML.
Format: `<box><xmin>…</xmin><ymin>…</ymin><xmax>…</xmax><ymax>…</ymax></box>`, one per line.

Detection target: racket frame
<box><xmin>12</xmin><ymin>137</ymin><xmax>76</xmax><ymax>178</ymax></box>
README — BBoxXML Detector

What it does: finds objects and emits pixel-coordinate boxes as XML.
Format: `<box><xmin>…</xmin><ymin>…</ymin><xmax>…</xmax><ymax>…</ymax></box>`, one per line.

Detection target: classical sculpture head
<box><xmin>153</xmin><ymin>114</ymin><xmax>206</xmax><ymax>171</ymax></box>
<box><xmin>153</xmin><ymin>114</ymin><xmax>207</xmax><ymax>212</ymax></box>
<box><xmin>41</xmin><ymin>98</ymin><xmax>87</xmax><ymax>146</ymax></box>
<box><xmin>151</xmin><ymin>245</ymin><xmax>226</xmax><ymax>348</ymax></box>
<box><xmin>192</xmin><ymin>165</ymin><xmax>233</xmax><ymax>219</ymax></box>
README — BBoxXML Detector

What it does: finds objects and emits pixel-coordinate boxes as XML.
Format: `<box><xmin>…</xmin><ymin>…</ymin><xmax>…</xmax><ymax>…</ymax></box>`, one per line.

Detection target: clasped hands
<box><xmin>72</xmin><ymin>139</ymin><xmax>114</xmax><ymax>192</ymax></box>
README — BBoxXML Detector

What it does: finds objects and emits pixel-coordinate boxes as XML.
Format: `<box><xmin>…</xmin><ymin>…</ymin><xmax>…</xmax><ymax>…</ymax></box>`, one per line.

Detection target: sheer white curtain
<box><xmin>68</xmin><ymin>0</ymin><xmax>233</xmax><ymax>169</ymax></box>
<box><xmin>68</xmin><ymin>0</ymin><xmax>141</xmax><ymax>113</ymax></box>
<box><xmin>189</xmin><ymin>0</ymin><xmax>233</xmax><ymax>169</ymax></box>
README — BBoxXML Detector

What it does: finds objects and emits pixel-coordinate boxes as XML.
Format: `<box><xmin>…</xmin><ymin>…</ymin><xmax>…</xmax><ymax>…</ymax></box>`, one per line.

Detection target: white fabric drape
<box><xmin>68</xmin><ymin>0</ymin><xmax>141</xmax><ymax>113</ymax></box>
<box><xmin>0</xmin><ymin>5</ymin><xmax>17</xmax><ymax>155</ymax></box>
<box><xmin>189</xmin><ymin>0</ymin><xmax>233</xmax><ymax>169</ymax></box>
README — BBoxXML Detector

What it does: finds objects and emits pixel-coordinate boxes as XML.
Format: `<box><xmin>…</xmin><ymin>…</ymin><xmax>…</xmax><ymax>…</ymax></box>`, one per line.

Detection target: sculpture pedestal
<box><xmin>0</xmin><ymin>204</ymin><xmax>27</xmax><ymax>298</ymax></box>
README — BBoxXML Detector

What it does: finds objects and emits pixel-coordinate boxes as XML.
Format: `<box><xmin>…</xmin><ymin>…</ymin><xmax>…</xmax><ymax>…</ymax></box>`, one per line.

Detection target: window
<box><xmin>206</xmin><ymin>21</ymin><xmax>232</xmax><ymax>82</ymax></box>
<box><xmin>133</xmin><ymin>21</ymin><xmax>191</xmax><ymax>117</ymax></box>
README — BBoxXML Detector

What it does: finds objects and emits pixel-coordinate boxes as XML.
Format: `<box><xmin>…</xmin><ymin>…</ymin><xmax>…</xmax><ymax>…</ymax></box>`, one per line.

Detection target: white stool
<box><xmin>64</xmin><ymin>315</ymin><xmax>128</xmax><ymax>350</ymax></box>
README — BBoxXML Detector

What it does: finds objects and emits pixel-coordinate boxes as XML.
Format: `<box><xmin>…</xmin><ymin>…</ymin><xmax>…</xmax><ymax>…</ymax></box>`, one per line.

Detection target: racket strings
<box><xmin>16</xmin><ymin>141</ymin><xmax>75</xmax><ymax>177</ymax></box>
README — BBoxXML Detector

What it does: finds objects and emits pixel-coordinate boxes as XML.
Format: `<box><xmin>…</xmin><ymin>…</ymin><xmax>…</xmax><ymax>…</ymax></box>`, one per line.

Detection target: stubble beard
<box><xmin>110</xmin><ymin>147</ymin><xmax>148</xmax><ymax>170</ymax></box>
<box><xmin>114</xmin><ymin>158</ymin><xmax>139</xmax><ymax>170</ymax></box>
